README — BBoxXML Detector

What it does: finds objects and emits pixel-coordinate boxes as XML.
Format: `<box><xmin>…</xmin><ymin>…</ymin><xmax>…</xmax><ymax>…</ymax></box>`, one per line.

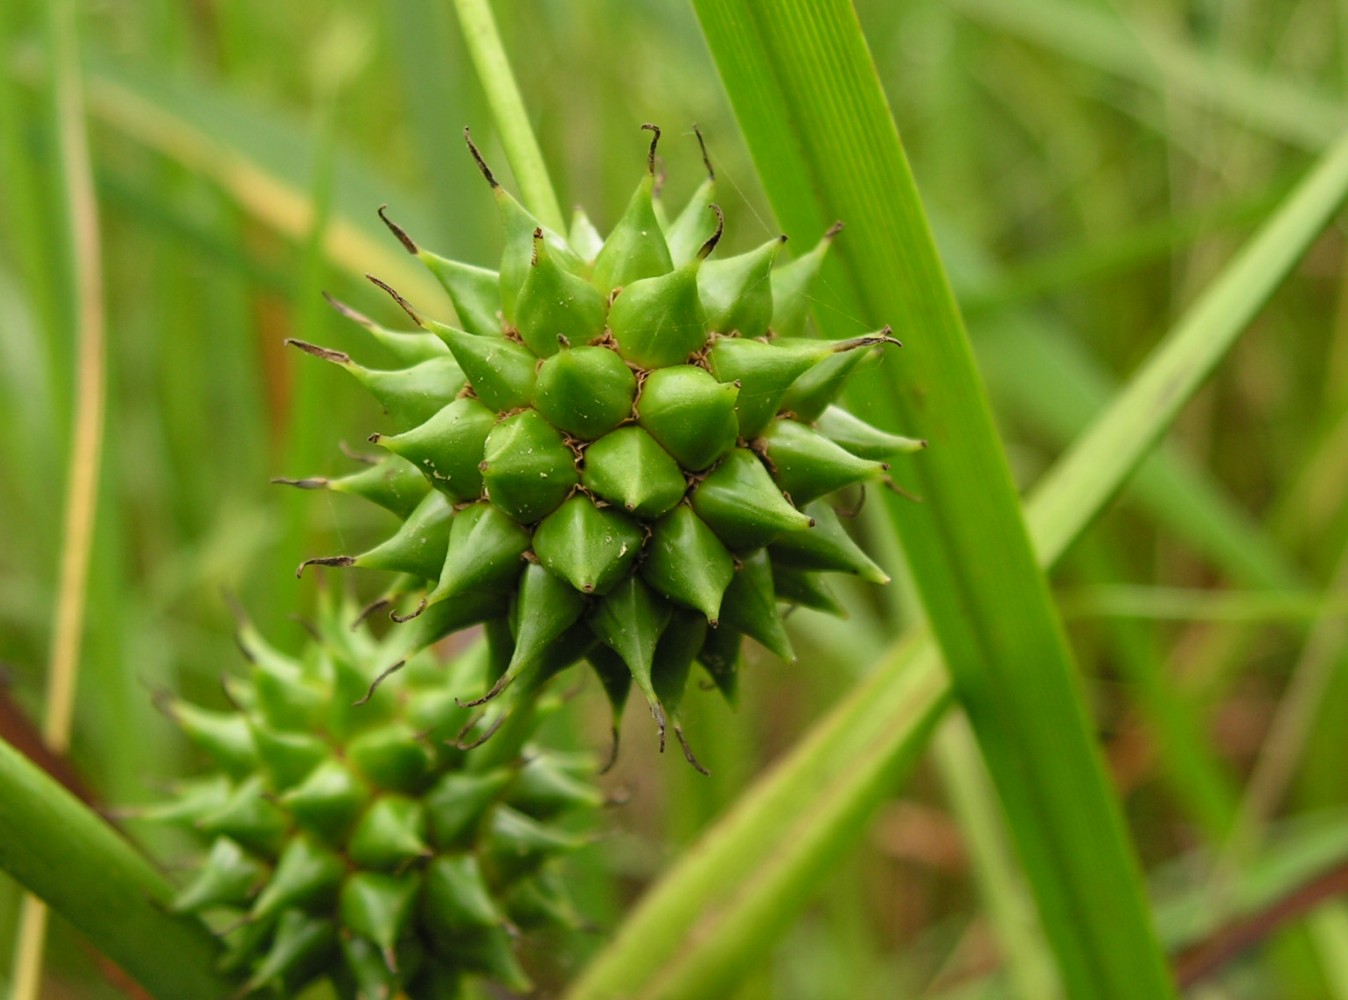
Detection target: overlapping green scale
<box><xmin>288</xmin><ymin>126</ymin><xmax>914</xmax><ymax>760</ymax></box>
<box><xmin>153</xmin><ymin>600</ymin><xmax>597</xmax><ymax>999</ymax></box>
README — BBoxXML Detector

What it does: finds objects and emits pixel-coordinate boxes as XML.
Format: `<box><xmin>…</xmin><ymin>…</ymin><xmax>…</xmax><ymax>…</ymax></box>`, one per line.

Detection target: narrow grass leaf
<box><xmin>0</xmin><ymin>737</ymin><xmax>232</xmax><ymax>997</ymax></box>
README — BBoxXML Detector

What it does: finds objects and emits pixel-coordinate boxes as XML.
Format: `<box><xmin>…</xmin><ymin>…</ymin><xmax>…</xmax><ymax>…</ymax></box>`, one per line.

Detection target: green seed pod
<box><xmin>164</xmin><ymin>700</ymin><xmax>257</xmax><ymax>779</ymax></box>
<box><xmin>719</xmin><ymin>549</ymin><xmax>794</xmax><ymax>661</ymax></box>
<box><xmin>642</xmin><ymin>504</ymin><xmax>735</xmax><ymax>624</ymax></box>
<box><xmin>243</xmin><ymin>910</ymin><xmax>336</xmax><ymax>995</ymax></box>
<box><xmin>636</xmin><ymin>366</ymin><xmax>739</xmax><ymax>471</ymax></box>
<box><xmin>590</xmin><ymin>127</ymin><xmax>673</xmax><ymax>293</ymax></box>
<box><xmin>286</xmin><ymin>340</ymin><xmax>466</xmax><ymax>432</ymax></box>
<box><xmin>699</xmin><ymin>235</ymin><xmax>785</xmax><ymax>337</ymax></box>
<box><xmin>339</xmin><ymin>871</ymin><xmax>420</xmax><ymax>959</ymax></box>
<box><xmin>422</xmin><ymin>853</ymin><xmax>504</xmax><ymax>931</ymax></box>
<box><xmin>770</xmin><ymin>222</ymin><xmax>841</xmax><ymax>338</ymax></box>
<box><xmin>776</xmin><ymin>333</ymin><xmax>889</xmax><ymax>422</ymax></box>
<box><xmin>665</xmin><ymin>180</ymin><xmax>716</xmax><ymax>266</ymax></box>
<box><xmin>300</xmin><ymin>489</ymin><xmax>455</xmax><ymax>581</ymax></box>
<box><xmin>279</xmin><ymin>760</ymin><xmax>370</xmax><ymax>842</ymax></box>
<box><xmin>425</xmin><ymin>501</ymin><xmax>530</xmax><ymax>605</ymax></box>
<box><xmin>690</xmin><ymin>447</ymin><xmax>813</xmax><ymax>550</ymax></box>
<box><xmin>277</xmin><ymin>452</ymin><xmax>429</xmax><ymax>519</ymax></box>
<box><xmin>481</xmin><ymin>162</ymin><xmax>584</xmax><ymax>324</ymax></box>
<box><xmin>481</xmin><ymin>562</ymin><xmax>589</xmax><ymax>701</ymax></box>
<box><xmin>705</xmin><ymin>335</ymin><xmax>827</xmax><ymax>438</ymax></box>
<box><xmin>437</xmin><ymin>326</ymin><xmax>537</xmax><ymax>412</ymax></box>
<box><xmin>606</xmin><ymin>260</ymin><xmax>708</xmax><ymax>369</ymax></box>
<box><xmin>371</xmin><ymin>397</ymin><xmax>495</xmax><ymax>502</ymax></box>
<box><xmin>486</xmin><ymin>806</ymin><xmax>585</xmax><ymax>880</ymax></box>
<box><xmin>426</xmin><ymin>770</ymin><xmax>514</xmax><ymax>849</ymax></box>
<box><xmin>348</xmin><ymin>795</ymin><xmax>431</xmax><ymax>870</ymax></box>
<box><xmin>515</xmin><ymin>229</ymin><xmax>608</xmax><ymax>357</ymax></box>
<box><xmin>171</xmin><ymin>838</ymin><xmax>266</xmax><ymax>914</ymax></box>
<box><xmin>196</xmin><ymin>776</ymin><xmax>289</xmax><ymax>856</ymax></box>
<box><xmin>251</xmin><ymin>833</ymin><xmax>346</xmax><ymax>920</ymax></box>
<box><xmin>533</xmin><ymin>495</ymin><xmax>642</xmax><ymax>595</ymax></box>
<box><xmin>324</xmin><ymin>290</ymin><xmax>450</xmax><ymax>366</ymax></box>
<box><xmin>769</xmin><ymin>500</ymin><xmax>890</xmax><ymax>584</ymax></box>
<box><xmin>534</xmin><ymin>344</ymin><xmax>637</xmax><ymax>439</ymax></box>
<box><xmin>347</xmin><ymin>723</ymin><xmax>433</xmax><ymax>792</ymax></box>
<box><xmin>697</xmin><ymin>622</ymin><xmax>742</xmax><ymax>705</ymax></box>
<box><xmin>771</xmin><ymin>564</ymin><xmax>847</xmax><ymax>617</ymax></box>
<box><xmin>758</xmin><ymin>417</ymin><xmax>889</xmax><ymax>504</ymax></box>
<box><xmin>479</xmin><ymin>411</ymin><xmax>579</xmax><ymax>523</ymax></box>
<box><xmin>249</xmin><ymin>724</ymin><xmax>329</xmax><ymax>791</ymax></box>
<box><xmin>581</xmin><ymin>426</ymin><xmax>687</xmax><ymax>517</ymax></box>
<box><xmin>814</xmin><ymin>404</ymin><xmax>927</xmax><ymax>459</ymax></box>
<box><xmin>589</xmin><ymin>575</ymin><xmax>672</xmax><ymax>731</ymax></box>
<box><xmin>418</xmin><ymin>252</ymin><xmax>503</xmax><ymax>338</ymax></box>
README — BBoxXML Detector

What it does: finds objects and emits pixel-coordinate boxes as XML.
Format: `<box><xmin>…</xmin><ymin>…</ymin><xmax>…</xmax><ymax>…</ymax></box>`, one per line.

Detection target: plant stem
<box><xmin>12</xmin><ymin>0</ymin><xmax>107</xmax><ymax>992</ymax></box>
<box><xmin>452</xmin><ymin>0</ymin><xmax>566</xmax><ymax>234</ymax></box>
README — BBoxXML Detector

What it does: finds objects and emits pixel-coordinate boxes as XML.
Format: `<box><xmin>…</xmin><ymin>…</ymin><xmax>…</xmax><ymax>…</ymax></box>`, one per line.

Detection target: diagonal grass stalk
<box><xmin>10</xmin><ymin>0</ymin><xmax>107</xmax><ymax>993</ymax></box>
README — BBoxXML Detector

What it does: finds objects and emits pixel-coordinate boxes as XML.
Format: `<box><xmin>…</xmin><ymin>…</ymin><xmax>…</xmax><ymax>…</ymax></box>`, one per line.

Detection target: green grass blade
<box><xmin>566</xmin><ymin>634</ymin><xmax>951</xmax><ymax>1000</ymax></box>
<box><xmin>1025</xmin><ymin>127</ymin><xmax>1348</xmax><ymax>565</ymax></box>
<box><xmin>452</xmin><ymin>0</ymin><xmax>566</xmax><ymax>233</ymax></box>
<box><xmin>952</xmin><ymin>0</ymin><xmax>1348</xmax><ymax>151</ymax></box>
<box><xmin>0</xmin><ymin>737</ymin><xmax>232</xmax><ymax>997</ymax></box>
<box><xmin>688</xmin><ymin>3</ymin><xmax>1173</xmax><ymax>996</ymax></box>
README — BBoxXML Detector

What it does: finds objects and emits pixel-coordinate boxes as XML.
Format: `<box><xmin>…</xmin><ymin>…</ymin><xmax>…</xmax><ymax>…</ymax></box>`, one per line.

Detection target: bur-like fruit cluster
<box><xmin>288</xmin><ymin>125</ymin><xmax>921</xmax><ymax>765</ymax></box>
<box><xmin>153</xmin><ymin>602</ymin><xmax>597</xmax><ymax>998</ymax></box>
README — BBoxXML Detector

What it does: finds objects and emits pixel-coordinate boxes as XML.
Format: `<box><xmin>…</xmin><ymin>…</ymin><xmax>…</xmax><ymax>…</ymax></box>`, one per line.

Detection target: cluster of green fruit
<box><xmin>155</xmin><ymin>599</ymin><xmax>597</xmax><ymax>998</ymax></box>
<box><xmin>286</xmin><ymin>126</ymin><xmax>920</xmax><ymax>763</ymax></box>
<box><xmin>160</xmin><ymin>125</ymin><xmax>912</xmax><ymax>998</ymax></box>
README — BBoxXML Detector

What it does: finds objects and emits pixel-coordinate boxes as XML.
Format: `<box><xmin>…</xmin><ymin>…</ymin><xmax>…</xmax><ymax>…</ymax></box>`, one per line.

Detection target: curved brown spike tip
<box><xmin>286</xmin><ymin>338</ymin><xmax>350</xmax><ymax>365</ymax></box>
<box><xmin>463</xmin><ymin>127</ymin><xmax>498</xmax><ymax>188</ymax></box>
<box><xmin>337</xmin><ymin>440</ymin><xmax>380</xmax><ymax>464</ymax></box>
<box><xmin>884</xmin><ymin>479</ymin><xmax>924</xmax><ymax>505</ymax></box>
<box><xmin>149</xmin><ymin>685</ymin><xmax>176</xmax><ymax>719</ymax></box>
<box><xmin>289</xmin><ymin>613</ymin><xmax>323</xmax><ymax>642</ymax></box>
<box><xmin>321</xmin><ymin>291</ymin><xmax>375</xmax><ymax>329</ymax></box>
<box><xmin>377</xmin><ymin>205</ymin><xmax>418</xmax><ymax>254</ymax></box>
<box><xmin>351</xmin><ymin>596</ymin><xmax>391</xmax><ymax>630</ymax></box>
<box><xmin>389</xmin><ymin>598</ymin><xmax>427</xmax><ymax>623</ymax></box>
<box><xmin>296</xmin><ymin>555</ymin><xmax>355</xmax><ymax>579</ymax></box>
<box><xmin>365</xmin><ymin>274</ymin><xmax>423</xmax><ymax>326</ymax></box>
<box><xmin>454</xmin><ymin>712</ymin><xmax>505</xmax><ymax>751</ymax></box>
<box><xmin>530</xmin><ymin>226</ymin><xmax>543</xmax><ymax>266</ymax></box>
<box><xmin>353</xmin><ymin>659</ymin><xmax>406</xmax><ymax>707</ymax></box>
<box><xmin>640</xmin><ymin>123</ymin><xmax>661</xmax><ymax>174</ymax></box>
<box><xmin>692</xmin><ymin>124</ymin><xmax>714</xmax><ymax>181</ymax></box>
<box><xmin>219</xmin><ymin>587</ymin><xmax>248</xmax><ymax>625</ymax></box>
<box><xmin>271</xmin><ymin>475</ymin><xmax>329</xmax><ymax>491</ymax></box>
<box><xmin>649</xmin><ymin>701</ymin><xmax>668</xmax><ymax>754</ymax></box>
<box><xmin>673</xmin><ymin>722</ymin><xmax>710</xmax><ymax>776</ymax></box>
<box><xmin>597</xmin><ymin>727</ymin><xmax>621</xmax><ymax>776</ymax></box>
<box><xmin>697</xmin><ymin>204</ymin><xmax>725</xmax><ymax>261</ymax></box>
<box><xmin>455</xmin><ymin>669</ymin><xmax>514</xmax><ymax>709</ymax></box>
<box><xmin>825</xmin><ymin>220</ymin><xmax>845</xmax><ymax>240</ymax></box>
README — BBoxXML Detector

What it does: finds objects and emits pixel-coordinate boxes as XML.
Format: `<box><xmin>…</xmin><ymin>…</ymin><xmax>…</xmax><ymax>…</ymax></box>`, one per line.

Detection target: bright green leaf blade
<box><xmin>685</xmin><ymin>4</ymin><xmax>1173</xmax><ymax>997</ymax></box>
<box><xmin>0</xmin><ymin>737</ymin><xmax>233</xmax><ymax>997</ymax></box>
<box><xmin>1026</xmin><ymin>127</ymin><xmax>1348</xmax><ymax>566</ymax></box>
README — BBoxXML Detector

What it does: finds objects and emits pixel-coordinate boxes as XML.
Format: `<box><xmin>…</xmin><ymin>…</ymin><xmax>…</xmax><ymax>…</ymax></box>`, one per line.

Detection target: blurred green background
<box><xmin>4</xmin><ymin>1</ymin><xmax>1348</xmax><ymax>996</ymax></box>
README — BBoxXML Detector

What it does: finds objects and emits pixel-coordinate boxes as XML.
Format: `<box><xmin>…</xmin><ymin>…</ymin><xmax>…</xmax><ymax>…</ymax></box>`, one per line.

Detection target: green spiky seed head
<box><xmin>289</xmin><ymin>125</ymin><xmax>917</xmax><ymax>765</ymax></box>
<box><xmin>153</xmin><ymin>600</ymin><xmax>598</xmax><ymax>999</ymax></box>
